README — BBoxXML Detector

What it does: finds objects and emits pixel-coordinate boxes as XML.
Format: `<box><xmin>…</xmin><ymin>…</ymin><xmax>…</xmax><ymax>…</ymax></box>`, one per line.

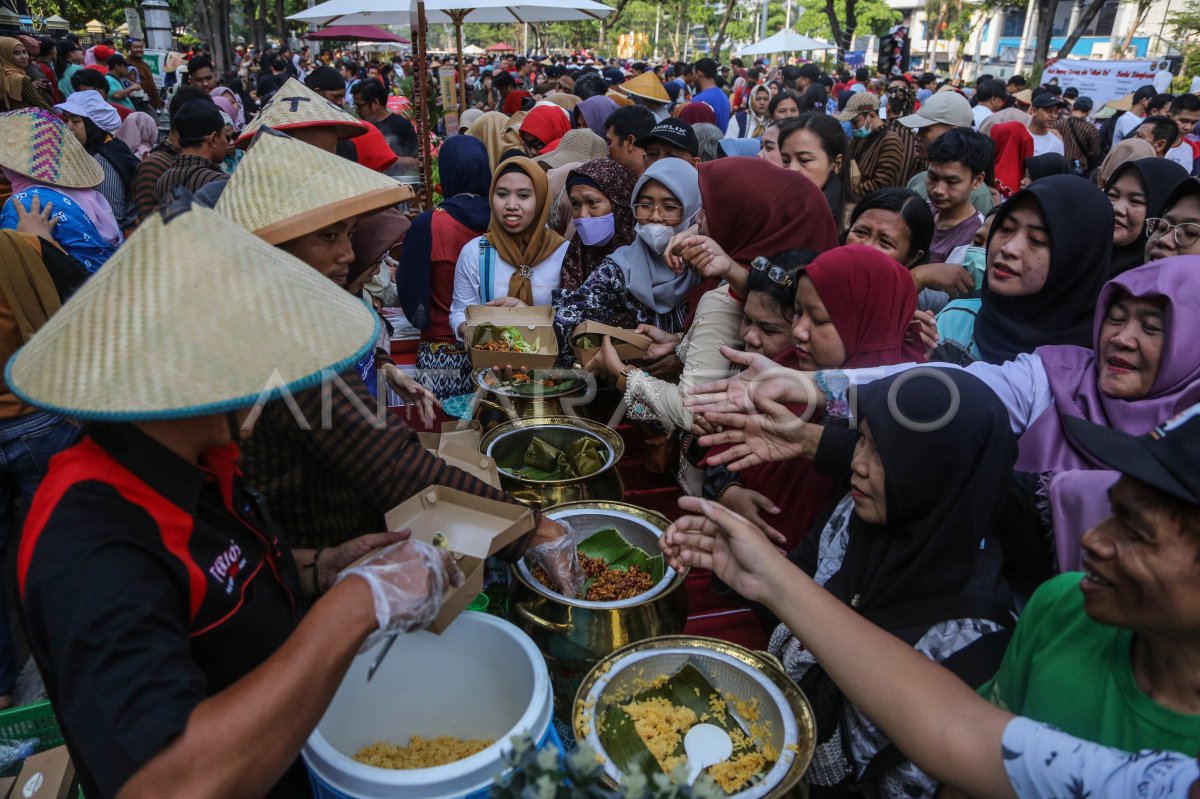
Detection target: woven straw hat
<box><xmin>618</xmin><ymin>72</ymin><xmax>669</xmax><ymax>105</ymax></box>
<box><xmin>5</xmin><ymin>201</ymin><xmax>377</xmax><ymax>422</ymax></box>
<box><xmin>536</xmin><ymin>129</ymin><xmax>609</xmax><ymax>170</ymax></box>
<box><xmin>237</xmin><ymin>77</ymin><xmax>368</xmax><ymax>148</ymax></box>
<box><xmin>216</xmin><ymin>128</ymin><xmax>414</xmax><ymax>245</ymax></box>
<box><xmin>0</xmin><ymin>109</ymin><xmax>104</xmax><ymax>189</ymax></box>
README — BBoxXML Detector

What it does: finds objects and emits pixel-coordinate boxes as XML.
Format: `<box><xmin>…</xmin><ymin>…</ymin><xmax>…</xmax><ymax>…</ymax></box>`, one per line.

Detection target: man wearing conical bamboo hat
<box><xmin>8</xmin><ymin>200</ymin><xmax>470</xmax><ymax>798</ymax></box>
<box><xmin>237</xmin><ymin>76</ymin><xmax>367</xmax><ymax>152</ymax></box>
<box><xmin>216</xmin><ymin>128</ymin><xmax>569</xmax><ymax>556</ymax></box>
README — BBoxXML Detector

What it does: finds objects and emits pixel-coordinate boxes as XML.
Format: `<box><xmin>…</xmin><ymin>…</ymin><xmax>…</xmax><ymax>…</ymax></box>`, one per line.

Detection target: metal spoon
<box><xmin>684</xmin><ymin>723</ymin><xmax>733</xmax><ymax>785</ymax></box>
<box><xmin>367</xmin><ymin>633</ymin><xmax>397</xmax><ymax>682</ymax></box>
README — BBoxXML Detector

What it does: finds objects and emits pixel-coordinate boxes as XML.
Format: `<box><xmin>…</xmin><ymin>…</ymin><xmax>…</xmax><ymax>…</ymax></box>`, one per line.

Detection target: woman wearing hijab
<box><xmin>501</xmin><ymin>89</ymin><xmax>531</xmax><ymax>116</ymax></box>
<box><xmin>466</xmin><ymin>110</ymin><xmax>524</xmax><ymax>170</ymax></box>
<box><xmin>115</xmin><ymin>111</ymin><xmax>159</xmax><ymax>161</ymax></box>
<box><xmin>558</xmin><ymin>158</ymin><xmax>637</xmax><ymax>291</ymax></box>
<box><xmin>1021</xmin><ymin>152</ymin><xmax>1068</xmax><ymax>187</ymax></box>
<box><xmin>552</xmin><ymin>158</ymin><xmax>701</xmax><ymax>360</ymax></box>
<box><xmin>675</xmin><ymin>101</ymin><xmax>717</xmax><ymax>127</ymax></box>
<box><xmin>934</xmin><ymin>175</ymin><xmax>1113</xmax><ymax>364</ymax></box>
<box><xmin>518</xmin><ymin>104</ymin><xmax>571</xmax><ymax>156</ymax></box>
<box><xmin>544</xmin><ymin>93</ymin><xmax>580</xmax><ymax>113</ymax></box>
<box><xmin>398</xmin><ymin>136</ymin><xmax>493</xmax><ymax>398</ymax></box>
<box><xmin>210</xmin><ymin>85</ymin><xmax>245</xmax><ymax>131</ymax></box>
<box><xmin>574</xmin><ymin>95</ymin><xmax>619</xmax><ymax>136</ymax></box>
<box><xmin>1145</xmin><ymin>177</ymin><xmax>1200</xmax><ymax>262</ymax></box>
<box><xmin>449</xmin><ymin>157</ymin><xmax>568</xmax><ymax>342</ymax></box>
<box><xmin>1103</xmin><ymin>157</ymin><xmax>1188</xmax><ymax>276</ymax></box>
<box><xmin>0</xmin><ymin>109</ymin><xmax>121</xmax><ymax>271</ymax></box>
<box><xmin>990</xmin><ymin>121</ymin><xmax>1034</xmax><ymax>199</ymax></box>
<box><xmin>55</xmin><ymin>90</ymin><xmax>141</xmax><ymax>233</ymax></box>
<box><xmin>0</xmin><ymin>38</ymin><xmax>50</xmax><ymax>111</ymax></box>
<box><xmin>726</xmin><ymin>84</ymin><xmax>770</xmax><ymax>139</ymax></box>
<box><xmin>1094</xmin><ymin>136</ymin><xmax>1156</xmax><ymax>187</ymax></box>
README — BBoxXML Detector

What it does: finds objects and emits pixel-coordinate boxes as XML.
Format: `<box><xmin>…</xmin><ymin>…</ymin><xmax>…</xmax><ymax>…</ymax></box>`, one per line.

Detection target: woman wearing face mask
<box><xmin>552</xmin><ymin>159</ymin><xmax>702</xmax><ymax>362</ymax></box>
<box><xmin>1104</xmin><ymin>157</ymin><xmax>1188</xmax><ymax>276</ymax></box>
<box><xmin>558</xmin><ymin>158</ymin><xmax>637</xmax><ymax>292</ymax></box>
<box><xmin>449</xmin><ymin>157</ymin><xmax>568</xmax><ymax>342</ymax></box>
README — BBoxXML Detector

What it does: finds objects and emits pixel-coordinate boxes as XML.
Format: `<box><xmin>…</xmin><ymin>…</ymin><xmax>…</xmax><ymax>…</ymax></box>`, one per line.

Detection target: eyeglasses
<box><xmin>751</xmin><ymin>256</ymin><xmax>793</xmax><ymax>287</ymax></box>
<box><xmin>631</xmin><ymin>200</ymin><xmax>684</xmax><ymax>220</ymax></box>
<box><xmin>1145</xmin><ymin>217</ymin><xmax>1200</xmax><ymax>248</ymax></box>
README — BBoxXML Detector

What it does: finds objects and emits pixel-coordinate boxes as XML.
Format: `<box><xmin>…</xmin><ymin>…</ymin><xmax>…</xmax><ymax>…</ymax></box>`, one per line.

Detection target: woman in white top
<box><xmin>450</xmin><ymin>156</ymin><xmax>569</xmax><ymax>340</ymax></box>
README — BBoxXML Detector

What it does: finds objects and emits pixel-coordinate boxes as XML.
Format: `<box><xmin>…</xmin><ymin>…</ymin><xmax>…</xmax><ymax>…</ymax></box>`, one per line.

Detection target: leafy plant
<box><xmin>491</xmin><ymin>736</ymin><xmax>726</xmax><ymax>799</ymax></box>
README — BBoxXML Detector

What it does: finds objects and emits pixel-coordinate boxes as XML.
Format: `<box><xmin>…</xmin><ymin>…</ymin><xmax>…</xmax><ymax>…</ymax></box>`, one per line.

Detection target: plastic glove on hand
<box><xmin>525</xmin><ymin>523</ymin><xmax>585</xmax><ymax>598</ymax></box>
<box><xmin>337</xmin><ymin>539</ymin><xmax>465</xmax><ymax>651</ymax></box>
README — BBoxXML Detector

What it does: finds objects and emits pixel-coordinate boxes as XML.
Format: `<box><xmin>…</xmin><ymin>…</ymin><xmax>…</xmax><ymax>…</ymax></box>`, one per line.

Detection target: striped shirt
<box><xmin>1056</xmin><ymin>117</ymin><xmax>1102</xmax><ymax>173</ymax></box>
<box><xmin>851</xmin><ymin>126</ymin><xmax>908</xmax><ymax>198</ymax></box>
<box><xmin>154</xmin><ymin>153</ymin><xmax>226</xmax><ymax>210</ymax></box>
<box><xmin>95</xmin><ymin>153</ymin><xmax>137</xmax><ymax>231</ymax></box>
<box><xmin>886</xmin><ymin>119</ymin><xmax>925</xmax><ymax>187</ymax></box>
<box><xmin>239</xmin><ymin>371</ymin><xmax>512</xmax><ymax>548</ymax></box>
<box><xmin>132</xmin><ymin>141</ymin><xmax>179</xmax><ymax>222</ymax></box>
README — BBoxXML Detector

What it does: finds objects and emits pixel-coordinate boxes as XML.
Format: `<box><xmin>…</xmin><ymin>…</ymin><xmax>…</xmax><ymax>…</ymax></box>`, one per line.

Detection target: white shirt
<box><xmin>1166</xmin><ymin>141</ymin><xmax>1195</xmax><ymax>173</ymax></box>
<box><xmin>1029</xmin><ymin>127</ymin><xmax>1065</xmax><ymax>156</ymax></box>
<box><xmin>972</xmin><ymin>104</ymin><xmax>993</xmax><ymax>129</ymax></box>
<box><xmin>449</xmin><ymin>235</ymin><xmax>570</xmax><ymax>339</ymax></box>
<box><xmin>1112</xmin><ymin>111</ymin><xmax>1143</xmax><ymax>147</ymax></box>
<box><xmin>1002</xmin><ymin>716</ymin><xmax>1200</xmax><ymax>799</ymax></box>
<box><xmin>1153</xmin><ymin>69</ymin><xmax>1174</xmax><ymax>94</ymax></box>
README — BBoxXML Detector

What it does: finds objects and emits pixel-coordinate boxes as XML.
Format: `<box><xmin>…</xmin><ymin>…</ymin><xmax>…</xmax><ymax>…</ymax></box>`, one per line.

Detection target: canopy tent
<box><xmin>486</xmin><ymin>42</ymin><xmax>515</xmax><ymax>52</ymax></box>
<box><xmin>738</xmin><ymin>29</ymin><xmax>835</xmax><ymax>56</ymax></box>
<box><xmin>462</xmin><ymin>43</ymin><xmax>486</xmax><ymax>55</ymax></box>
<box><xmin>304</xmin><ymin>24</ymin><xmax>410</xmax><ymax>42</ymax></box>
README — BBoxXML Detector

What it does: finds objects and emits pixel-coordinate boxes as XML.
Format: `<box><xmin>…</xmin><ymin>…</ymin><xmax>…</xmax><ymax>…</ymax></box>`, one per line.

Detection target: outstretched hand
<box><xmin>698</xmin><ymin>394</ymin><xmax>821</xmax><ymax>471</ymax></box>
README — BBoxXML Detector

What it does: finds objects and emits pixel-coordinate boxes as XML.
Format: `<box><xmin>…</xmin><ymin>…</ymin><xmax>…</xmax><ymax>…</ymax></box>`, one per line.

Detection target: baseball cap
<box><xmin>837</xmin><ymin>91</ymin><xmax>879</xmax><ymax>121</ymax></box>
<box><xmin>1073</xmin><ymin>96</ymin><xmax>1094</xmax><ymax>112</ymax></box>
<box><xmin>1066</xmin><ymin>404</ymin><xmax>1200</xmax><ymax>506</ymax></box>
<box><xmin>174</xmin><ymin>99</ymin><xmax>226</xmax><ymax>144</ymax></box>
<box><xmin>635</xmin><ymin>118</ymin><xmax>699</xmax><ymax>156</ymax></box>
<box><xmin>1031</xmin><ymin>93</ymin><xmax>1067</xmax><ymax>109</ymax></box>
<box><xmin>899</xmin><ymin>91</ymin><xmax>973</xmax><ymax>129</ymax></box>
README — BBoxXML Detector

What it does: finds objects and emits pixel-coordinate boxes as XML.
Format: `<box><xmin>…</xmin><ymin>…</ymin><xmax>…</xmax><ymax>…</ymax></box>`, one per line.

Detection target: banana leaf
<box><xmin>578</xmin><ymin>528</ymin><xmax>665</xmax><ymax>584</ymax></box>
<box><xmin>471</xmin><ymin>323</ymin><xmax>539</xmax><ymax>353</ymax></box>
<box><xmin>506</xmin><ymin>464</ymin><xmax>566</xmax><ymax>481</ymax></box>
<box><xmin>566</xmin><ymin>437</ymin><xmax>606</xmax><ymax>477</ymax></box>
<box><xmin>524</xmin><ymin>436</ymin><xmax>562</xmax><ymax>471</ymax></box>
<box><xmin>572</xmin><ymin>333</ymin><xmax>604</xmax><ymax>349</ymax></box>
<box><xmin>598</xmin><ymin>663</ymin><xmax>746</xmax><ymax>780</ymax></box>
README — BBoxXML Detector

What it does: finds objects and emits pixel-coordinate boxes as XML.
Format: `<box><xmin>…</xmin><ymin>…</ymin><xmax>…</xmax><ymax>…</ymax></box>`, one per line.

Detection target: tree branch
<box><xmin>1056</xmin><ymin>0</ymin><xmax>1109</xmax><ymax>59</ymax></box>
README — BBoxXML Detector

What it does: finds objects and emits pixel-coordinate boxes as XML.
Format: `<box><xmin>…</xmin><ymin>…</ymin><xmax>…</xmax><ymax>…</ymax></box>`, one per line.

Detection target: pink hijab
<box><xmin>115</xmin><ymin>112</ymin><xmax>159</xmax><ymax>160</ymax></box>
<box><xmin>2</xmin><ymin>166</ymin><xmax>121</xmax><ymax>246</ymax></box>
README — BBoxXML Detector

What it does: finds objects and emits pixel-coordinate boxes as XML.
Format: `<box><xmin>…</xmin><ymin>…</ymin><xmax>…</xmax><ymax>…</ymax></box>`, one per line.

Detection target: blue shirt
<box><xmin>692</xmin><ymin>87</ymin><xmax>731</xmax><ymax>131</ymax></box>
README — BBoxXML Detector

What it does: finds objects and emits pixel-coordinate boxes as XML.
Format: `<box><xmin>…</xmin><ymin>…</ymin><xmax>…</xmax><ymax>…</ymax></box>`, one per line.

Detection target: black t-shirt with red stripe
<box><xmin>18</xmin><ymin>424</ymin><xmax>312</xmax><ymax>799</ymax></box>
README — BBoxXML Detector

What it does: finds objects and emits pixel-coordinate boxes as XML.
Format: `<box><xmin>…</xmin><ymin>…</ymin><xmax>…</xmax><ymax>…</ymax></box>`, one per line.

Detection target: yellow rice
<box><xmin>352</xmin><ymin>735</ymin><xmax>494</xmax><ymax>769</ymax></box>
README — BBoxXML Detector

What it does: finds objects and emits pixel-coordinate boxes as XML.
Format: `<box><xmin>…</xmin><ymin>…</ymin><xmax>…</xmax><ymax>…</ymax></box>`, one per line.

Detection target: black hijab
<box><xmin>1104</xmin><ymin>157</ymin><xmax>1189</xmax><ymax>277</ymax></box>
<box><xmin>823</xmin><ymin>368</ymin><xmax>1017</xmax><ymax>619</ymax></box>
<box><xmin>1023</xmin><ymin>152</ymin><xmax>1068</xmax><ymax>182</ymax></box>
<box><xmin>80</xmin><ymin>116</ymin><xmax>140</xmax><ymax>189</ymax></box>
<box><xmin>974</xmin><ymin>175</ymin><xmax>1113</xmax><ymax>365</ymax></box>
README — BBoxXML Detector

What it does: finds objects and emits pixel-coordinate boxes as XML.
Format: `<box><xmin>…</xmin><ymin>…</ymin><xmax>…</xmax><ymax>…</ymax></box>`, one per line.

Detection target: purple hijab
<box><xmin>1015</xmin><ymin>256</ymin><xmax>1200</xmax><ymax>568</ymax></box>
<box><xmin>575</xmin><ymin>95</ymin><xmax>619</xmax><ymax>136</ymax></box>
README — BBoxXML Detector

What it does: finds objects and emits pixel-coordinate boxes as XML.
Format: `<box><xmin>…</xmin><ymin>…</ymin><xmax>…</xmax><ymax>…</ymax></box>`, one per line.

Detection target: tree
<box><xmin>710</xmin><ymin>0</ymin><xmax>738</xmax><ymax>62</ymax></box>
<box><xmin>1167</xmin><ymin>0</ymin><xmax>1200</xmax><ymax>42</ymax></box>
<box><xmin>1113</xmin><ymin>0</ymin><xmax>1152</xmax><ymax>58</ymax></box>
<box><xmin>1056</xmin><ymin>0</ymin><xmax>1108</xmax><ymax>59</ymax></box>
<box><xmin>794</xmin><ymin>0</ymin><xmax>897</xmax><ymax>56</ymax></box>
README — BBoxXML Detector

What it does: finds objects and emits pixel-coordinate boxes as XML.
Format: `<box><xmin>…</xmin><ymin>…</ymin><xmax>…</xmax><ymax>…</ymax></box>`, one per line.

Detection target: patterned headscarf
<box><xmin>558</xmin><ymin>158</ymin><xmax>637</xmax><ymax>291</ymax></box>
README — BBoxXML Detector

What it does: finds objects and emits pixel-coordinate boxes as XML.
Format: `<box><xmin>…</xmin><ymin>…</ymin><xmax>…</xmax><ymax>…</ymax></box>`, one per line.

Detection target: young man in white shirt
<box><xmin>1027</xmin><ymin>93</ymin><xmax>1066</xmax><ymax>156</ymax></box>
<box><xmin>1166</xmin><ymin>93</ymin><xmax>1200</xmax><ymax>173</ymax></box>
<box><xmin>1112</xmin><ymin>85</ymin><xmax>1157</xmax><ymax>146</ymax></box>
<box><xmin>971</xmin><ymin>78</ymin><xmax>1007</xmax><ymax>129</ymax></box>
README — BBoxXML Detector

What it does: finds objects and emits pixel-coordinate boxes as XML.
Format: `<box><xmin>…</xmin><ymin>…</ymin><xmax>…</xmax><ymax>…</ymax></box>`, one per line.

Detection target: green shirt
<box><xmin>979</xmin><ymin>572</ymin><xmax>1200</xmax><ymax>753</ymax></box>
<box><xmin>907</xmin><ymin>170</ymin><xmax>994</xmax><ymax>216</ymax></box>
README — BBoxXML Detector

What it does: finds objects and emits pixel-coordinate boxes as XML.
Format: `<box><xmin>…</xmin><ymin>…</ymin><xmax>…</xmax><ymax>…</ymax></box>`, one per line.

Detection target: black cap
<box><xmin>304</xmin><ymin>65</ymin><xmax>345</xmax><ymax>92</ymax></box>
<box><xmin>635</xmin><ymin>118</ymin><xmax>699</xmax><ymax>156</ymax></box>
<box><xmin>1066</xmin><ymin>406</ymin><xmax>1200</xmax><ymax>506</ymax></box>
<box><xmin>1031</xmin><ymin>92</ymin><xmax>1066</xmax><ymax>109</ymax></box>
<box><xmin>1073</xmin><ymin>96</ymin><xmax>1094</xmax><ymax>112</ymax></box>
<box><xmin>174</xmin><ymin>99</ymin><xmax>225</xmax><ymax>144</ymax></box>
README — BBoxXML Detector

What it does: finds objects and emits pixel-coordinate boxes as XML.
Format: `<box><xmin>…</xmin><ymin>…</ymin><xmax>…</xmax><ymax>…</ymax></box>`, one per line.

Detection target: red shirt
<box><xmin>427</xmin><ymin>211</ymin><xmax>482</xmax><ymax>342</ymax></box>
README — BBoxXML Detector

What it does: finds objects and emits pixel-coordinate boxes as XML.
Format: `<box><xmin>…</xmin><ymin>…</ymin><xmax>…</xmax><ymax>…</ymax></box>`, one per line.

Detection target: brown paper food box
<box><xmin>383</xmin><ymin>486</ymin><xmax>534</xmax><ymax>633</ymax></box>
<box><xmin>0</xmin><ymin>775</ymin><xmax>16</xmax><ymax>798</ymax></box>
<box><xmin>569</xmin><ymin>320</ymin><xmax>653</xmax><ymax>366</ymax></box>
<box><xmin>418</xmin><ymin>423</ymin><xmax>498</xmax><ymax>489</ymax></box>
<box><xmin>12</xmin><ymin>747</ymin><xmax>76</xmax><ymax>799</ymax></box>
<box><xmin>464</xmin><ymin>304</ymin><xmax>559</xmax><ymax>370</ymax></box>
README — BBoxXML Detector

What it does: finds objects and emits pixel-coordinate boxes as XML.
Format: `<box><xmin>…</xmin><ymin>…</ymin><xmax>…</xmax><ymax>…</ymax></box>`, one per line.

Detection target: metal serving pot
<box><xmin>509</xmin><ymin>501</ymin><xmax>688</xmax><ymax>720</ymax></box>
<box><xmin>471</xmin><ymin>369</ymin><xmax>591</xmax><ymax>433</ymax></box>
<box><xmin>573</xmin><ymin>636</ymin><xmax>815</xmax><ymax>798</ymax></box>
<box><xmin>479</xmin><ymin>416</ymin><xmax>625</xmax><ymax>508</ymax></box>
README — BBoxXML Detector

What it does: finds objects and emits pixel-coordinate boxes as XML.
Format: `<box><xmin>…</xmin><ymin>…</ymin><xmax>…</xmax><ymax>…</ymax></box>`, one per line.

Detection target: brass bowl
<box><xmin>573</xmin><ymin>636</ymin><xmax>815</xmax><ymax>798</ymax></box>
<box><xmin>509</xmin><ymin>501</ymin><xmax>687</xmax><ymax>719</ymax></box>
<box><xmin>472</xmin><ymin>369</ymin><xmax>592</xmax><ymax>432</ymax></box>
<box><xmin>480</xmin><ymin>416</ymin><xmax>626</xmax><ymax>507</ymax></box>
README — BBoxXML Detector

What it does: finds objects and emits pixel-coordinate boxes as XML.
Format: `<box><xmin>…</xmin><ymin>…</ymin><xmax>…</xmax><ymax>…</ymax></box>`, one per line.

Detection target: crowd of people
<box><xmin>1</xmin><ymin>28</ymin><xmax>1200</xmax><ymax>799</ymax></box>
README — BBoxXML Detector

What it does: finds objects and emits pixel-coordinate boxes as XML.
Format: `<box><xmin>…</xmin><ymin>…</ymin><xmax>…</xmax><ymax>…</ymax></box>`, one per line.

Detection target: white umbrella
<box><xmin>462</xmin><ymin>43</ymin><xmax>485</xmax><ymax>55</ymax></box>
<box><xmin>739</xmin><ymin>28</ymin><xmax>835</xmax><ymax>56</ymax></box>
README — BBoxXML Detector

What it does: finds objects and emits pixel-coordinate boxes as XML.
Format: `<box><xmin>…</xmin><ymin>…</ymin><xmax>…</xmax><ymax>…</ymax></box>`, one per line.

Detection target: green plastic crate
<box><xmin>0</xmin><ymin>700</ymin><xmax>84</xmax><ymax>798</ymax></box>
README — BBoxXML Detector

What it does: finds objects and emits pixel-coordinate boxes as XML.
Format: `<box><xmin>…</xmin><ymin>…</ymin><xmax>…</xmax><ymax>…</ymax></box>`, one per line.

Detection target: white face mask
<box><xmin>636</xmin><ymin>222</ymin><xmax>676</xmax><ymax>254</ymax></box>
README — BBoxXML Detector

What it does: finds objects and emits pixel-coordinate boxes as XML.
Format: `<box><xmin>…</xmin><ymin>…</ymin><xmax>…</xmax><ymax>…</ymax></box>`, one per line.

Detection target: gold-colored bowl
<box><xmin>509</xmin><ymin>501</ymin><xmax>688</xmax><ymax>719</ymax></box>
<box><xmin>480</xmin><ymin>416</ymin><xmax>627</xmax><ymax>507</ymax></box>
<box><xmin>573</xmin><ymin>636</ymin><xmax>815</xmax><ymax>799</ymax></box>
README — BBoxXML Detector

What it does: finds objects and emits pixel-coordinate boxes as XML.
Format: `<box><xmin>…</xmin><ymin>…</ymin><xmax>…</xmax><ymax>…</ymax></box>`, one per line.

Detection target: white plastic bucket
<box><xmin>303</xmin><ymin>612</ymin><xmax>555</xmax><ymax>799</ymax></box>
